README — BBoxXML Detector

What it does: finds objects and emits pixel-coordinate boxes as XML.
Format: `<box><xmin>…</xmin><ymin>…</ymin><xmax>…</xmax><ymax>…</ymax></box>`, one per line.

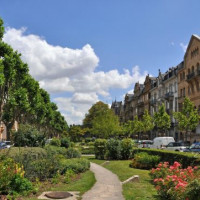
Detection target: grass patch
<box><xmin>90</xmin><ymin>159</ymin><xmax>158</xmax><ymax>200</ymax></box>
<box><xmin>22</xmin><ymin>170</ymin><xmax>96</xmax><ymax>200</ymax></box>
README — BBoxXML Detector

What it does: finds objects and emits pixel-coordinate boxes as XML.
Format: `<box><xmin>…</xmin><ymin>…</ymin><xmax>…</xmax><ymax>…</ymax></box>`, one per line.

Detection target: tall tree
<box><xmin>83</xmin><ymin>101</ymin><xmax>109</xmax><ymax>128</ymax></box>
<box><xmin>132</xmin><ymin>115</ymin><xmax>143</xmax><ymax>139</ymax></box>
<box><xmin>154</xmin><ymin>104</ymin><xmax>171</xmax><ymax>135</ymax></box>
<box><xmin>91</xmin><ymin>109</ymin><xmax>121</xmax><ymax>138</ymax></box>
<box><xmin>83</xmin><ymin>101</ymin><xmax>121</xmax><ymax>138</ymax></box>
<box><xmin>173</xmin><ymin>97</ymin><xmax>200</xmax><ymax>141</ymax></box>
<box><xmin>142</xmin><ymin>109</ymin><xmax>154</xmax><ymax>139</ymax></box>
<box><xmin>0</xmin><ymin>17</ymin><xmax>68</xmax><ymax>139</ymax></box>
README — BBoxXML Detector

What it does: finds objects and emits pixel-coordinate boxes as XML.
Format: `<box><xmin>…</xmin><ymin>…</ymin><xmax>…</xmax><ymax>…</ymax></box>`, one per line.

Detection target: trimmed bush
<box><xmin>130</xmin><ymin>152</ymin><xmax>160</xmax><ymax>169</ymax></box>
<box><xmin>94</xmin><ymin>139</ymin><xmax>107</xmax><ymax>159</ymax></box>
<box><xmin>50</xmin><ymin>137</ymin><xmax>61</xmax><ymax>147</ymax></box>
<box><xmin>132</xmin><ymin>148</ymin><xmax>200</xmax><ymax>168</ymax></box>
<box><xmin>66</xmin><ymin>147</ymin><xmax>81</xmax><ymax>158</ymax></box>
<box><xmin>106</xmin><ymin>139</ymin><xmax>121</xmax><ymax>160</ymax></box>
<box><xmin>121</xmin><ymin>138</ymin><xmax>134</xmax><ymax>159</ymax></box>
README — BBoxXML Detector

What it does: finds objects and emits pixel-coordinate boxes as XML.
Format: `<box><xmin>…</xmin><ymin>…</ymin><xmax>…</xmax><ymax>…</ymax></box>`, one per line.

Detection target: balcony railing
<box><xmin>165</xmin><ymin>92</ymin><xmax>174</xmax><ymax>100</ymax></box>
<box><xmin>187</xmin><ymin>72</ymin><xmax>195</xmax><ymax>80</ymax></box>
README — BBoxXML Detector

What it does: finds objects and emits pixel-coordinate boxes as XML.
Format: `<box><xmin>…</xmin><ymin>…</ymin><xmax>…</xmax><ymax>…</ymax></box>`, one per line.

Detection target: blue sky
<box><xmin>1</xmin><ymin>0</ymin><xmax>200</xmax><ymax>124</ymax></box>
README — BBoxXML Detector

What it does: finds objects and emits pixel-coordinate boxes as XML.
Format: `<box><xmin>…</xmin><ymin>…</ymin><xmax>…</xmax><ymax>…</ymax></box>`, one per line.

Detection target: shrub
<box><xmin>50</xmin><ymin>137</ymin><xmax>61</xmax><ymax>147</ymax></box>
<box><xmin>130</xmin><ymin>152</ymin><xmax>160</xmax><ymax>169</ymax></box>
<box><xmin>45</xmin><ymin>145</ymin><xmax>67</xmax><ymax>157</ymax></box>
<box><xmin>132</xmin><ymin>148</ymin><xmax>200</xmax><ymax>168</ymax></box>
<box><xmin>27</xmin><ymin>155</ymin><xmax>62</xmax><ymax>181</ymax></box>
<box><xmin>13</xmin><ymin>124</ymin><xmax>45</xmax><ymax>147</ymax></box>
<box><xmin>150</xmin><ymin>162</ymin><xmax>200</xmax><ymax>200</ymax></box>
<box><xmin>64</xmin><ymin>169</ymin><xmax>75</xmax><ymax>183</ymax></box>
<box><xmin>184</xmin><ymin>179</ymin><xmax>200</xmax><ymax>200</ymax></box>
<box><xmin>66</xmin><ymin>147</ymin><xmax>81</xmax><ymax>158</ymax></box>
<box><xmin>81</xmin><ymin>146</ymin><xmax>95</xmax><ymax>154</ymax></box>
<box><xmin>10</xmin><ymin>174</ymin><xmax>33</xmax><ymax>194</ymax></box>
<box><xmin>94</xmin><ymin>139</ymin><xmax>107</xmax><ymax>159</ymax></box>
<box><xmin>106</xmin><ymin>139</ymin><xmax>121</xmax><ymax>160</ymax></box>
<box><xmin>59</xmin><ymin>158</ymin><xmax>90</xmax><ymax>174</ymax></box>
<box><xmin>85</xmin><ymin>137</ymin><xmax>95</xmax><ymax>143</ymax></box>
<box><xmin>0</xmin><ymin>157</ymin><xmax>32</xmax><ymax>194</ymax></box>
<box><xmin>61</xmin><ymin>137</ymin><xmax>71</xmax><ymax>148</ymax></box>
<box><xmin>121</xmin><ymin>138</ymin><xmax>134</xmax><ymax>159</ymax></box>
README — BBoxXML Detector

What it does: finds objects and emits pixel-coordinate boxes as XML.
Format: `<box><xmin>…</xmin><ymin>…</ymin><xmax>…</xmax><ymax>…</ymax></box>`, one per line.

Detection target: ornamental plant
<box><xmin>0</xmin><ymin>157</ymin><xmax>32</xmax><ymax>194</ymax></box>
<box><xmin>150</xmin><ymin>161</ymin><xmax>200</xmax><ymax>200</ymax></box>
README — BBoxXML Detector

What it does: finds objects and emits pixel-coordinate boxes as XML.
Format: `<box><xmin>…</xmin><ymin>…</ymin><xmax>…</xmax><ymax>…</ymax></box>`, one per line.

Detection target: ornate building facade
<box><xmin>111</xmin><ymin>34</ymin><xmax>200</xmax><ymax>142</ymax></box>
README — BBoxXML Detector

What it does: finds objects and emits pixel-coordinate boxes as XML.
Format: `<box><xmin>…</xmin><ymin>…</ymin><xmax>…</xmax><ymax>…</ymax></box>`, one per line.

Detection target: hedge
<box><xmin>132</xmin><ymin>148</ymin><xmax>200</xmax><ymax>168</ymax></box>
<box><xmin>0</xmin><ymin>147</ymin><xmax>47</xmax><ymax>160</ymax></box>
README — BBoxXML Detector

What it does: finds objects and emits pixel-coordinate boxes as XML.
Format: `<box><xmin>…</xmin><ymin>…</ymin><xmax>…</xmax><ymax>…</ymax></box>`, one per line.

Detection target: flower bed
<box><xmin>150</xmin><ymin>161</ymin><xmax>200</xmax><ymax>200</ymax></box>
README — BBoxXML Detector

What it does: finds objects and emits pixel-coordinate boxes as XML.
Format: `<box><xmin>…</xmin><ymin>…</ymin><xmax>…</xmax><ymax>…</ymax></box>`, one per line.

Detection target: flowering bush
<box><xmin>150</xmin><ymin>161</ymin><xmax>200</xmax><ymax>200</ymax></box>
<box><xmin>0</xmin><ymin>157</ymin><xmax>32</xmax><ymax>194</ymax></box>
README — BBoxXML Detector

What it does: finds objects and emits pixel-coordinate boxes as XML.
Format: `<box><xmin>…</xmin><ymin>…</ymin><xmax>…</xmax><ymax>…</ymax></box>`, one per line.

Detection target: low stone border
<box><xmin>122</xmin><ymin>175</ymin><xmax>140</xmax><ymax>184</ymax></box>
<box><xmin>38</xmin><ymin>191</ymin><xmax>79</xmax><ymax>200</ymax></box>
<box><xmin>101</xmin><ymin>161</ymin><xmax>110</xmax><ymax>165</ymax></box>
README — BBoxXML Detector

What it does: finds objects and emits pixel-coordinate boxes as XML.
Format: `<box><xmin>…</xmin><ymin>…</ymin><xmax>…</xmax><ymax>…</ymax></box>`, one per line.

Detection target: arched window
<box><xmin>192</xmin><ymin>66</ymin><xmax>194</xmax><ymax>73</ymax></box>
<box><xmin>188</xmin><ymin>68</ymin><xmax>191</xmax><ymax>75</ymax></box>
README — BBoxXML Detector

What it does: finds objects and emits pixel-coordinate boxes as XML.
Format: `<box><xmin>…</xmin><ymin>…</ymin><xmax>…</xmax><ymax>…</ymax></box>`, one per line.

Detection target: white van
<box><xmin>151</xmin><ymin>137</ymin><xmax>175</xmax><ymax>149</ymax></box>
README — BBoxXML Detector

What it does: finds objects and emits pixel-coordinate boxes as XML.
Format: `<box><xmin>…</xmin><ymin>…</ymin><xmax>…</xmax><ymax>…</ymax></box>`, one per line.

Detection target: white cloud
<box><xmin>180</xmin><ymin>42</ymin><xmax>188</xmax><ymax>52</ymax></box>
<box><xmin>3</xmin><ymin>27</ymin><xmax>149</xmax><ymax>125</ymax></box>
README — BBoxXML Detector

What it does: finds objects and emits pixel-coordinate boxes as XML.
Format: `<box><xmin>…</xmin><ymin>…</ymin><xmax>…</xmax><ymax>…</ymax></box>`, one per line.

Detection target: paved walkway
<box><xmin>82</xmin><ymin>163</ymin><xmax>124</xmax><ymax>200</ymax></box>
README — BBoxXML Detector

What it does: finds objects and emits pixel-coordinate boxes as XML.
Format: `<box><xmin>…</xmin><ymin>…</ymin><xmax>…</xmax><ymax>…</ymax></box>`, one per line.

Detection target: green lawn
<box><xmin>90</xmin><ymin>159</ymin><xmax>158</xmax><ymax>200</ymax></box>
<box><xmin>22</xmin><ymin>170</ymin><xmax>96</xmax><ymax>200</ymax></box>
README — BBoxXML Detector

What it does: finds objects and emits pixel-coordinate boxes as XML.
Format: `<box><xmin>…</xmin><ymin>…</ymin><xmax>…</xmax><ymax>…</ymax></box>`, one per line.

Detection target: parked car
<box><xmin>4</xmin><ymin>141</ymin><xmax>13</xmax><ymax>148</ymax></box>
<box><xmin>0</xmin><ymin>142</ymin><xmax>7</xmax><ymax>150</ymax></box>
<box><xmin>138</xmin><ymin>140</ymin><xmax>153</xmax><ymax>148</ymax></box>
<box><xmin>150</xmin><ymin>137</ymin><xmax>175</xmax><ymax>149</ymax></box>
<box><xmin>183</xmin><ymin>142</ymin><xmax>200</xmax><ymax>153</ymax></box>
<box><xmin>164</xmin><ymin>142</ymin><xmax>187</xmax><ymax>152</ymax></box>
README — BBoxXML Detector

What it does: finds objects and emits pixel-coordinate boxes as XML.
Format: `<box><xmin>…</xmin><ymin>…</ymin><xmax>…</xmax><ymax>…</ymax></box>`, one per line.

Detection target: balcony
<box><xmin>187</xmin><ymin>72</ymin><xmax>195</xmax><ymax>81</ymax></box>
<box><xmin>165</xmin><ymin>92</ymin><xmax>174</xmax><ymax>101</ymax></box>
<box><xmin>150</xmin><ymin>99</ymin><xmax>157</xmax><ymax>106</ymax></box>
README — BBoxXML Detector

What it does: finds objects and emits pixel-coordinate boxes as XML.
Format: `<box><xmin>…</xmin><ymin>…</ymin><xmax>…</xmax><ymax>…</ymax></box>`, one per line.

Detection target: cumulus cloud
<box><xmin>3</xmin><ymin>27</ymin><xmax>148</xmax><ymax>124</ymax></box>
<box><xmin>3</xmin><ymin>27</ymin><xmax>99</xmax><ymax>80</ymax></box>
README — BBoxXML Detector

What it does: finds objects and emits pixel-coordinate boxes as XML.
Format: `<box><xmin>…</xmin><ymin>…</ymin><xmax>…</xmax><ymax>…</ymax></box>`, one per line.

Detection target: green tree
<box><xmin>123</xmin><ymin>120</ymin><xmax>135</xmax><ymax>137</ymax></box>
<box><xmin>91</xmin><ymin>109</ymin><xmax>121</xmax><ymax>138</ymax></box>
<box><xmin>142</xmin><ymin>109</ymin><xmax>154</xmax><ymax>139</ymax></box>
<box><xmin>83</xmin><ymin>101</ymin><xmax>121</xmax><ymax>138</ymax></box>
<box><xmin>173</xmin><ymin>97</ymin><xmax>200</xmax><ymax>141</ymax></box>
<box><xmin>68</xmin><ymin>125</ymin><xmax>85</xmax><ymax>142</ymax></box>
<box><xmin>83</xmin><ymin>101</ymin><xmax>109</xmax><ymax>128</ymax></box>
<box><xmin>133</xmin><ymin>115</ymin><xmax>143</xmax><ymax>139</ymax></box>
<box><xmin>0</xmin><ymin>17</ymin><xmax>68</xmax><ymax>139</ymax></box>
<box><xmin>154</xmin><ymin>104</ymin><xmax>171</xmax><ymax>135</ymax></box>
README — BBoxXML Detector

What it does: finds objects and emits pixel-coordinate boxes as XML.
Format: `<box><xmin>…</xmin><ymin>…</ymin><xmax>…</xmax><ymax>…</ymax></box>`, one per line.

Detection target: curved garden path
<box><xmin>82</xmin><ymin>162</ymin><xmax>124</xmax><ymax>200</ymax></box>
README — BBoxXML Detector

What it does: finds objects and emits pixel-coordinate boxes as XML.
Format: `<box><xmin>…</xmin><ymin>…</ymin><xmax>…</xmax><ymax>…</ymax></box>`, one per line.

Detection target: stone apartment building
<box><xmin>111</xmin><ymin>34</ymin><xmax>200</xmax><ymax>142</ymax></box>
<box><xmin>178</xmin><ymin>35</ymin><xmax>200</xmax><ymax>141</ymax></box>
